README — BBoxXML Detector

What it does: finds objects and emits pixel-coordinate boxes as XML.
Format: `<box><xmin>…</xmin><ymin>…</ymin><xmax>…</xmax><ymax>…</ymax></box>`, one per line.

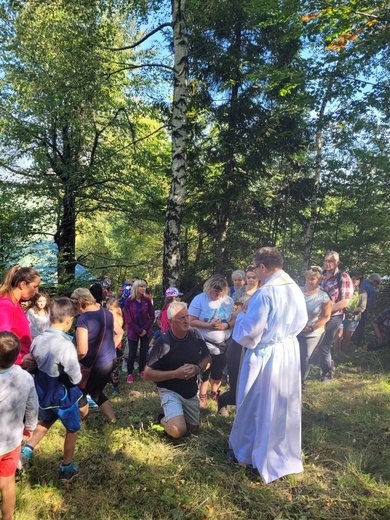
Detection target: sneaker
<box><xmin>154</xmin><ymin>411</ymin><xmax>165</xmax><ymax>424</ymax></box>
<box><xmin>127</xmin><ymin>374</ymin><xmax>134</xmax><ymax>384</ymax></box>
<box><xmin>218</xmin><ymin>406</ymin><xmax>229</xmax><ymax>417</ymax></box>
<box><xmin>87</xmin><ymin>395</ymin><xmax>98</xmax><ymax>408</ymax></box>
<box><xmin>17</xmin><ymin>446</ymin><xmax>34</xmax><ymax>472</ymax></box>
<box><xmin>224</xmin><ymin>449</ymin><xmax>237</xmax><ymax>464</ymax></box>
<box><xmin>199</xmin><ymin>393</ymin><xmax>207</xmax><ymax>408</ymax></box>
<box><xmin>320</xmin><ymin>372</ymin><xmax>332</xmax><ymax>384</ymax></box>
<box><xmin>59</xmin><ymin>462</ymin><xmax>79</xmax><ymax>482</ymax></box>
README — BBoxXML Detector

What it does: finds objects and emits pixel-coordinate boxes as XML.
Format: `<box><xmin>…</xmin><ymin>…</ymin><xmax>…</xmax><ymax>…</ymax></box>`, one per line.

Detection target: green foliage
<box><xmin>0</xmin><ymin>0</ymin><xmax>168</xmax><ymax>284</ymax></box>
<box><xmin>0</xmin><ymin>0</ymin><xmax>389</xmax><ymax>286</ymax></box>
<box><xmin>0</xmin><ymin>185</ymin><xmax>48</xmax><ymax>271</ymax></box>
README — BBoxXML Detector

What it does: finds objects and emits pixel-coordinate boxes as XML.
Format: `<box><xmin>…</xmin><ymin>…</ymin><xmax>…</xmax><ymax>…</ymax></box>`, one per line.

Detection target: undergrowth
<box><xmin>13</xmin><ymin>347</ymin><xmax>390</xmax><ymax>519</ymax></box>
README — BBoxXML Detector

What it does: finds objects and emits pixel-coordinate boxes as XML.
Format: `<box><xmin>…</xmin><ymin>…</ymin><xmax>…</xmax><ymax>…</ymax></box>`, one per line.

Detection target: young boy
<box><xmin>19</xmin><ymin>297</ymin><xmax>82</xmax><ymax>482</ymax></box>
<box><xmin>0</xmin><ymin>331</ymin><xmax>38</xmax><ymax>520</ymax></box>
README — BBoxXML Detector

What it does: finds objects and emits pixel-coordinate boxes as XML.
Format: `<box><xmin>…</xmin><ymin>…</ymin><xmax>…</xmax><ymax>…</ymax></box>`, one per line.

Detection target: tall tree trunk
<box><xmin>163</xmin><ymin>0</ymin><xmax>188</xmax><ymax>290</ymax></box>
<box><xmin>54</xmin><ymin>181</ymin><xmax>77</xmax><ymax>287</ymax></box>
<box><xmin>52</xmin><ymin>125</ymin><xmax>80</xmax><ymax>287</ymax></box>
<box><xmin>301</xmin><ymin>62</ymin><xmax>342</xmax><ymax>272</ymax></box>
<box><xmin>214</xmin><ymin>23</ymin><xmax>241</xmax><ymax>270</ymax></box>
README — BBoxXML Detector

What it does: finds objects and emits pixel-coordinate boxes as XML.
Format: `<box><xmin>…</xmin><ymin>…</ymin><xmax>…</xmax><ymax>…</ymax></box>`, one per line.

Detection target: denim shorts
<box><xmin>340</xmin><ymin>319</ymin><xmax>359</xmax><ymax>332</ymax></box>
<box><xmin>158</xmin><ymin>388</ymin><xmax>200</xmax><ymax>426</ymax></box>
<box><xmin>39</xmin><ymin>402</ymin><xmax>81</xmax><ymax>433</ymax></box>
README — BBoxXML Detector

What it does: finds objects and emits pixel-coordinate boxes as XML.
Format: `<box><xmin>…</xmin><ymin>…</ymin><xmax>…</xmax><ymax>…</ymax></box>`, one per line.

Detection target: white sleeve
<box><xmin>232</xmin><ymin>291</ymin><xmax>270</xmax><ymax>350</ymax></box>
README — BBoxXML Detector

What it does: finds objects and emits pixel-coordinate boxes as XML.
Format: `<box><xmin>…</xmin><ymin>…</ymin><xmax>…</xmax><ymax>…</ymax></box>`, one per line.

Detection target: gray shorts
<box><xmin>158</xmin><ymin>388</ymin><xmax>200</xmax><ymax>426</ymax></box>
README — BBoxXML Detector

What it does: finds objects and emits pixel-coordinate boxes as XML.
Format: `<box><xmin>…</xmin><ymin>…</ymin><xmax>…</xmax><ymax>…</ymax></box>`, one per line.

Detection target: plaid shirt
<box><xmin>374</xmin><ymin>308</ymin><xmax>390</xmax><ymax>338</ymax></box>
<box><xmin>320</xmin><ymin>268</ymin><xmax>354</xmax><ymax>316</ymax></box>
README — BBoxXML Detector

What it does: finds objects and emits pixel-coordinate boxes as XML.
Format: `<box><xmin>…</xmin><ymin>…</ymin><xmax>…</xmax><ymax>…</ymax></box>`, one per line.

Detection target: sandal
<box><xmin>211</xmin><ymin>390</ymin><xmax>220</xmax><ymax>402</ymax></box>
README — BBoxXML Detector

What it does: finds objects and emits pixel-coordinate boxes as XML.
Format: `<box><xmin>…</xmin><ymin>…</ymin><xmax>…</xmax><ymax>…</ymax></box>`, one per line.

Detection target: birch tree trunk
<box><xmin>163</xmin><ymin>0</ymin><xmax>188</xmax><ymax>290</ymax></box>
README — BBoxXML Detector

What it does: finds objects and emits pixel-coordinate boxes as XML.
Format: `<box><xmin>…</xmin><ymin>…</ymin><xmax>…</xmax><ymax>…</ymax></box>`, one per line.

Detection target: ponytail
<box><xmin>0</xmin><ymin>266</ymin><xmax>40</xmax><ymax>303</ymax></box>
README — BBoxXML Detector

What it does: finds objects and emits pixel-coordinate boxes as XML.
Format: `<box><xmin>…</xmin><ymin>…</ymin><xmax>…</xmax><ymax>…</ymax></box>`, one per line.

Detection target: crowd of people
<box><xmin>0</xmin><ymin>250</ymin><xmax>388</xmax><ymax>519</ymax></box>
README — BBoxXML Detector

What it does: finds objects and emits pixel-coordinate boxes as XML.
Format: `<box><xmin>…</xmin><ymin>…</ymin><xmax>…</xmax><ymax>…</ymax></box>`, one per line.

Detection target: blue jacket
<box><xmin>31</xmin><ymin>328</ymin><xmax>82</xmax><ymax>409</ymax></box>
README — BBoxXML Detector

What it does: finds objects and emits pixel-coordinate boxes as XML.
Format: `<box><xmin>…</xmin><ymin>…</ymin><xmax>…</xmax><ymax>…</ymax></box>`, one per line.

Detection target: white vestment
<box><xmin>229</xmin><ymin>270</ymin><xmax>308</xmax><ymax>484</ymax></box>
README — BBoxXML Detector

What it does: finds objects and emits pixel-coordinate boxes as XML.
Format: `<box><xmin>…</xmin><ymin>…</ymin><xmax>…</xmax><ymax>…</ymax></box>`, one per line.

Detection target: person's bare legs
<box><xmin>0</xmin><ymin>475</ymin><xmax>16</xmax><ymax>520</ymax></box>
<box><xmin>334</xmin><ymin>328</ymin><xmax>343</xmax><ymax>352</ymax></box>
<box><xmin>99</xmin><ymin>400</ymin><xmax>115</xmax><ymax>422</ymax></box>
<box><xmin>26</xmin><ymin>420</ymin><xmax>55</xmax><ymax>449</ymax></box>
<box><xmin>199</xmin><ymin>380</ymin><xmax>209</xmax><ymax>397</ymax></box>
<box><xmin>63</xmin><ymin>431</ymin><xmax>78</xmax><ymax>465</ymax></box>
<box><xmin>210</xmin><ymin>377</ymin><xmax>221</xmax><ymax>394</ymax></box>
<box><xmin>79</xmin><ymin>403</ymin><xmax>89</xmax><ymax>421</ymax></box>
<box><xmin>342</xmin><ymin>330</ymin><xmax>353</xmax><ymax>353</ymax></box>
<box><xmin>161</xmin><ymin>415</ymin><xmax>187</xmax><ymax>438</ymax></box>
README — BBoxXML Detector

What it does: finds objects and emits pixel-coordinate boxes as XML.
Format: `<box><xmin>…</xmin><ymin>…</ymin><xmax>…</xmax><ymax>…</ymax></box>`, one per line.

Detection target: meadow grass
<box><xmin>13</xmin><ymin>347</ymin><xmax>390</xmax><ymax>520</ymax></box>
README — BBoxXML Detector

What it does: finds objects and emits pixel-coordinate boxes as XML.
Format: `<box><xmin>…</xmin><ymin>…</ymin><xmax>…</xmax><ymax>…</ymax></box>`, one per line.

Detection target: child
<box><xmin>26</xmin><ymin>292</ymin><xmax>51</xmax><ymax>339</ymax></box>
<box><xmin>19</xmin><ymin>297</ymin><xmax>82</xmax><ymax>482</ymax></box>
<box><xmin>158</xmin><ymin>287</ymin><xmax>183</xmax><ymax>332</ymax></box>
<box><xmin>106</xmin><ymin>298</ymin><xmax>124</xmax><ymax>396</ymax></box>
<box><xmin>0</xmin><ymin>331</ymin><xmax>38</xmax><ymax>520</ymax></box>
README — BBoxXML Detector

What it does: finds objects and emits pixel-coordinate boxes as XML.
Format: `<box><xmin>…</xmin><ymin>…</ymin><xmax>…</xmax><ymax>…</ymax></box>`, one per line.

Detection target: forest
<box><xmin>0</xmin><ymin>0</ymin><xmax>389</xmax><ymax>295</ymax></box>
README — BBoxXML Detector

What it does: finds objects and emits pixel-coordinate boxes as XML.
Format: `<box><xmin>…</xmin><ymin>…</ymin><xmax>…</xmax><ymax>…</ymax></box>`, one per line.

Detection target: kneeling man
<box><xmin>144</xmin><ymin>302</ymin><xmax>210</xmax><ymax>438</ymax></box>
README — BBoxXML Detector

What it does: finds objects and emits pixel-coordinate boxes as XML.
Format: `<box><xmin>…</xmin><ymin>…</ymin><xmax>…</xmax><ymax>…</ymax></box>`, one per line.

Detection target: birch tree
<box><xmin>162</xmin><ymin>0</ymin><xmax>188</xmax><ymax>289</ymax></box>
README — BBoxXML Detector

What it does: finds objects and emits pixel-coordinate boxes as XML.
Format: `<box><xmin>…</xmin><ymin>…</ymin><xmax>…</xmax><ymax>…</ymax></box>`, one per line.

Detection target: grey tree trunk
<box><xmin>163</xmin><ymin>0</ymin><xmax>188</xmax><ymax>290</ymax></box>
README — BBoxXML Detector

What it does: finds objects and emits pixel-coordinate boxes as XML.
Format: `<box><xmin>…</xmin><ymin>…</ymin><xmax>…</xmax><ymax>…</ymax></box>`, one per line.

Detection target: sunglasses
<box><xmin>310</xmin><ymin>267</ymin><xmax>322</xmax><ymax>273</ymax></box>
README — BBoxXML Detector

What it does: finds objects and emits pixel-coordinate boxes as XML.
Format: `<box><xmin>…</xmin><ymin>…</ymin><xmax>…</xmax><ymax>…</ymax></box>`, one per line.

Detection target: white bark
<box><xmin>163</xmin><ymin>0</ymin><xmax>188</xmax><ymax>289</ymax></box>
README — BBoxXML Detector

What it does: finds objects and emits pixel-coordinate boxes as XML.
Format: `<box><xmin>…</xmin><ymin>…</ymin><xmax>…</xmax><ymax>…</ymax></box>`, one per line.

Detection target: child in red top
<box><xmin>158</xmin><ymin>287</ymin><xmax>183</xmax><ymax>333</ymax></box>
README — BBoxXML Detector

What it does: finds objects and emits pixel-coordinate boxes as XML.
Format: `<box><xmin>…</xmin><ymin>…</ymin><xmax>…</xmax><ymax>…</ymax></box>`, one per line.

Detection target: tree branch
<box><xmin>106</xmin><ymin>23</ymin><xmax>172</xmax><ymax>51</ymax></box>
<box><xmin>105</xmin><ymin>63</ymin><xmax>174</xmax><ymax>78</ymax></box>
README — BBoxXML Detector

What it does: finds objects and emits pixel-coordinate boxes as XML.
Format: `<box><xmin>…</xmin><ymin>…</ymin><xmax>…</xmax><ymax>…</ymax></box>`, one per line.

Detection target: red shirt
<box><xmin>0</xmin><ymin>295</ymin><xmax>32</xmax><ymax>364</ymax></box>
<box><xmin>159</xmin><ymin>306</ymin><xmax>170</xmax><ymax>333</ymax></box>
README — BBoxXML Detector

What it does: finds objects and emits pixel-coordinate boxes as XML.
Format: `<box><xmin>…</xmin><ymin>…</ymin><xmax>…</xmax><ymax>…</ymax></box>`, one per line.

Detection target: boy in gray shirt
<box><xmin>19</xmin><ymin>297</ymin><xmax>82</xmax><ymax>482</ymax></box>
<box><xmin>0</xmin><ymin>331</ymin><xmax>38</xmax><ymax>520</ymax></box>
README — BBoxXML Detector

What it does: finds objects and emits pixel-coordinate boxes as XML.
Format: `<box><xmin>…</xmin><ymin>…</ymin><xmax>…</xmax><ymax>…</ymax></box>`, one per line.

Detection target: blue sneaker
<box><xmin>59</xmin><ymin>462</ymin><xmax>79</xmax><ymax>482</ymax></box>
<box><xmin>17</xmin><ymin>446</ymin><xmax>34</xmax><ymax>472</ymax></box>
<box><xmin>87</xmin><ymin>395</ymin><xmax>98</xmax><ymax>408</ymax></box>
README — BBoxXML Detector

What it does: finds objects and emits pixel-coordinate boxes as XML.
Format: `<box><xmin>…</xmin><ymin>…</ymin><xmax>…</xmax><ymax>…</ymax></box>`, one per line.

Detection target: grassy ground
<box><xmin>13</xmin><ymin>346</ymin><xmax>390</xmax><ymax>520</ymax></box>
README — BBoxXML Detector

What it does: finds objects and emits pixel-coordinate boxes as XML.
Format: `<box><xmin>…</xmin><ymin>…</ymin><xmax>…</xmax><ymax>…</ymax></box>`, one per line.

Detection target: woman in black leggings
<box><xmin>71</xmin><ymin>288</ymin><xmax>116</xmax><ymax>422</ymax></box>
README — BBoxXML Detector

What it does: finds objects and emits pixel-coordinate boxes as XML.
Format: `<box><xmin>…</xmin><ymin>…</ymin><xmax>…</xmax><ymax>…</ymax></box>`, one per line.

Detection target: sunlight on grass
<box><xmin>12</xmin><ymin>350</ymin><xmax>390</xmax><ymax>519</ymax></box>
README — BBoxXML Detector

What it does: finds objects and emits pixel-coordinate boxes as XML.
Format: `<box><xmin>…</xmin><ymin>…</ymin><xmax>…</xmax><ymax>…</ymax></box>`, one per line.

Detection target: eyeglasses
<box><xmin>324</xmin><ymin>259</ymin><xmax>336</xmax><ymax>264</ymax></box>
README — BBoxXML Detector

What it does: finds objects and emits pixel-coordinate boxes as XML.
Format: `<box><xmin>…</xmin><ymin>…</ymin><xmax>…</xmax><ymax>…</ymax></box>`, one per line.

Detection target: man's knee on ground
<box><xmin>163</xmin><ymin>415</ymin><xmax>187</xmax><ymax>438</ymax></box>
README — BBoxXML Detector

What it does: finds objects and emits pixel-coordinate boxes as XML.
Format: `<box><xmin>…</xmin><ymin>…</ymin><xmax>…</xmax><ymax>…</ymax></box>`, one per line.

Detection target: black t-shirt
<box><xmin>147</xmin><ymin>328</ymin><xmax>209</xmax><ymax>399</ymax></box>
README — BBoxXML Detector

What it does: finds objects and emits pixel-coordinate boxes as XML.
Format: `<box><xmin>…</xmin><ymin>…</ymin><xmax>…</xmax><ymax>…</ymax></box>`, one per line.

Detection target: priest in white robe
<box><xmin>229</xmin><ymin>247</ymin><xmax>307</xmax><ymax>484</ymax></box>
